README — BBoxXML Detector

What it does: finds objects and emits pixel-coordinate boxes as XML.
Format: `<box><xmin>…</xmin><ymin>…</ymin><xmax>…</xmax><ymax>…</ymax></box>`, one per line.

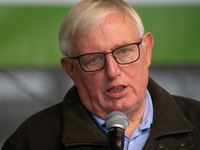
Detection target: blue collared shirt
<box><xmin>90</xmin><ymin>89</ymin><xmax>153</xmax><ymax>150</ymax></box>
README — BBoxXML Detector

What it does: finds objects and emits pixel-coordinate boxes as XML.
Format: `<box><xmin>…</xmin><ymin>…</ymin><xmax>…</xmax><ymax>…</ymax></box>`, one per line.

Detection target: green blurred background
<box><xmin>1</xmin><ymin>4</ymin><xmax>200</xmax><ymax>68</ymax></box>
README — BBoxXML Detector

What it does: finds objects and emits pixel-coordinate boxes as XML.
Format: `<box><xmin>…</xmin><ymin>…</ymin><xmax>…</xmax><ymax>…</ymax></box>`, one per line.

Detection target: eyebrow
<box><xmin>111</xmin><ymin>42</ymin><xmax>131</xmax><ymax>51</ymax></box>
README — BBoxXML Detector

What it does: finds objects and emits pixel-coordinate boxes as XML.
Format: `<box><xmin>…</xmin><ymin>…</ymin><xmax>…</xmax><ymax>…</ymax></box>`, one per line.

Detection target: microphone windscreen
<box><xmin>105</xmin><ymin>111</ymin><xmax>129</xmax><ymax>131</ymax></box>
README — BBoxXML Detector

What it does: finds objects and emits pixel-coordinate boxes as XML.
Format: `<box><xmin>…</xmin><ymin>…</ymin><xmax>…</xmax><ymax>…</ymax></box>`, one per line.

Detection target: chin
<box><xmin>109</xmin><ymin>102</ymin><xmax>133</xmax><ymax>112</ymax></box>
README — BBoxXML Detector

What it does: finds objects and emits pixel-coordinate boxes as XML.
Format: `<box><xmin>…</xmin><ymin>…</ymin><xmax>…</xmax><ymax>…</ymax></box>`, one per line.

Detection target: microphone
<box><xmin>105</xmin><ymin>111</ymin><xmax>129</xmax><ymax>150</ymax></box>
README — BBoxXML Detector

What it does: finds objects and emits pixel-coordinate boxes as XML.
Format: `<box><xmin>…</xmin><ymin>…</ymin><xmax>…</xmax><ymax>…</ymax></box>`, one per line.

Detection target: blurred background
<box><xmin>0</xmin><ymin>0</ymin><xmax>200</xmax><ymax>148</ymax></box>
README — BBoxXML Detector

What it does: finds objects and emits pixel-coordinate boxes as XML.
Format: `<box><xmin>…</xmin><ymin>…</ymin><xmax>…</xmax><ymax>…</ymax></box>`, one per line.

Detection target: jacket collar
<box><xmin>147</xmin><ymin>78</ymin><xmax>193</xmax><ymax>140</ymax></box>
<box><xmin>61</xmin><ymin>86</ymin><xmax>107</xmax><ymax>147</ymax></box>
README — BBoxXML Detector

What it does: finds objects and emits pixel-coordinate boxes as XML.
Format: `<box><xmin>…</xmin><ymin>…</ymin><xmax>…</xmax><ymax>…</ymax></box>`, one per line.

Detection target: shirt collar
<box><xmin>139</xmin><ymin>89</ymin><xmax>153</xmax><ymax>130</ymax></box>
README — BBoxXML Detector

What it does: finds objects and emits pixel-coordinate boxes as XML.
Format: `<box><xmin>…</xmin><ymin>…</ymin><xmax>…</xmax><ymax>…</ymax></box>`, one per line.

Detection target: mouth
<box><xmin>109</xmin><ymin>86</ymin><xmax>125</xmax><ymax>93</ymax></box>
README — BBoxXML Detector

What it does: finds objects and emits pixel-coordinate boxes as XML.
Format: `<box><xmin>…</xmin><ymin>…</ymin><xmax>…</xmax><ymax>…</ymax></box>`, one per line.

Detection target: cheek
<box><xmin>124</xmin><ymin>60</ymin><xmax>148</xmax><ymax>80</ymax></box>
<box><xmin>72</xmin><ymin>62</ymin><xmax>92</xmax><ymax>87</ymax></box>
<box><xmin>74</xmin><ymin>71</ymin><xmax>105</xmax><ymax>112</ymax></box>
<box><xmin>124</xmin><ymin>52</ymin><xmax>149</xmax><ymax>91</ymax></box>
<box><xmin>74</xmin><ymin>68</ymin><xmax>102</xmax><ymax>95</ymax></box>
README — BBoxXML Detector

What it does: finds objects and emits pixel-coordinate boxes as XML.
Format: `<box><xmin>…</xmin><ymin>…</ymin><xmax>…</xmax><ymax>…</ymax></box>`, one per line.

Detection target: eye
<box><xmin>120</xmin><ymin>49</ymin><xmax>128</xmax><ymax>54</ymax></box>
<box><xmin>91</xmin><ymin>57</ymin><xmax>99</xmax><ymax>62</ymax></box>
<box><xmin>85</xmin><ymin>54</ymin><xmax>104</xmax><ymax>65</ymax></box>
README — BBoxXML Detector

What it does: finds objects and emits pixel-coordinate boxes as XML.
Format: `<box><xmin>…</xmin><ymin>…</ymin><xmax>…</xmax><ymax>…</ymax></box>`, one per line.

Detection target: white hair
<box><xmin>59</xmin><ymin>0</ymin><xmax>145</xmax><ymax>56</ymax></box>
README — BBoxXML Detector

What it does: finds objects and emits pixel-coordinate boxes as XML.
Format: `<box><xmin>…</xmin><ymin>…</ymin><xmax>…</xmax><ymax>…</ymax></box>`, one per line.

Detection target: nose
<box><xmin>104</xmin><ymin>54</ymin><xmax>121</xmax><ymax>79</ymax></box>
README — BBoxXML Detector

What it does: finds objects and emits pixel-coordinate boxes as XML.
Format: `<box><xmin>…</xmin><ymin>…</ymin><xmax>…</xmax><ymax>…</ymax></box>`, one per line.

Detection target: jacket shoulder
<box><xmin>2</xmin><ymin>102</ymin><xmax>63</xmax><ymax>150</ymax></box>
<box><xmin>173</xmin><ymin>95</ymin><xmax>200</xmax><ymax>116</ymax></box>
<box><xmin>173</xmin><ymin>95</ymin><xmax>200</xmax><ymax>129</ymax></box>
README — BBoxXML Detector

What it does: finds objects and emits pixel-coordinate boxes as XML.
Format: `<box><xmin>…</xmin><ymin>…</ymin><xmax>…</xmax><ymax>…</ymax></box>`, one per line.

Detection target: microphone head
<box><xmin>105</xmin><ymin>111</ymin><xmax>129</xmax><ymax>131</ymax></box>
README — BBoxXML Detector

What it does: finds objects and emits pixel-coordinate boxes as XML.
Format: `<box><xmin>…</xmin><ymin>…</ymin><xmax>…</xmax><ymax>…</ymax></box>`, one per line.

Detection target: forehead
<box><xmin>72</xmin><ymin>13</ymin><xmax>139</xmax><ymax>55</ymax></box>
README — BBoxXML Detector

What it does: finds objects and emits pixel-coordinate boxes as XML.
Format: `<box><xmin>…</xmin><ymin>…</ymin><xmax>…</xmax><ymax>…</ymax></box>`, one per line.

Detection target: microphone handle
<box><xmin>108</xmin><ymin>127</ymin><xmax>125</xmax><ymax>150</ymax></box>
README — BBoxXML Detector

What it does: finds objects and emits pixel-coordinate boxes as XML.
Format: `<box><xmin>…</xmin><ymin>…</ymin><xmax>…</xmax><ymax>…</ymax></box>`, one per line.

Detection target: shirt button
<box><xmin>130</xmin><ymin>141</ymin><xmax>133</xmax><ymax>145</ymax></box>
<box><xmin>158</xmin><ymin>143</ymin><xmax>164</xmax><ymax>149</ymax></box>
<box><xmin>180</xmin><ymin>142</ymin><xmax>185</xmax><ymax>147</ymax></box>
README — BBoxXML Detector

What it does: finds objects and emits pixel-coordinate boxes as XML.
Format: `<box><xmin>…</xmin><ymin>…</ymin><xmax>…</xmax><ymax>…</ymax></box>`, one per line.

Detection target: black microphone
<box><xmin>105</xmin><ymin>111</ymin><xmax>129</xmax><ymax>150</ymax></box>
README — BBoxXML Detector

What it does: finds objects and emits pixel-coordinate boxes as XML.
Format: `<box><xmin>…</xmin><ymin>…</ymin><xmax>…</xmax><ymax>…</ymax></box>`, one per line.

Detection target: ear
<box><xmin>143</xmin><ymin>32</ymin><xmax>154</xmax><ymax>67</ymax></box>
<box><xmin>61</xmin><ymin>57</ymin><xmax>76</xmax><ymax>86</ymax></box>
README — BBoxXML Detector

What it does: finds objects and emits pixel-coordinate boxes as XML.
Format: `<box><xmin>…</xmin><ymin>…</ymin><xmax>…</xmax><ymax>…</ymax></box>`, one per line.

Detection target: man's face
<box><xmin>62</xmin><ymin>13</ymin><xmax>153</xmax><ymax>119</ymax></box>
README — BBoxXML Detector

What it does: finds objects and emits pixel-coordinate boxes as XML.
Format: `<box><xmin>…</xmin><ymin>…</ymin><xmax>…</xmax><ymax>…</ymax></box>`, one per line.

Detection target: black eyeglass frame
<box><xmin>67</xmin><ymin>39</ymin><xmax>143</xmax><ymax>72</ymax></box>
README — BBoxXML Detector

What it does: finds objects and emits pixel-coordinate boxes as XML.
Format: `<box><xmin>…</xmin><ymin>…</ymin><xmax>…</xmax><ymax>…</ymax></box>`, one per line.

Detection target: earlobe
<box><xmin>143</xmin><ymin>32</ymin><xmax>154</xmax><ymax>67</ymax></box>
<box><xmin>61</xmin><ymin>57</ymin><xmax>76</xmax><ymax>85</ymax></box>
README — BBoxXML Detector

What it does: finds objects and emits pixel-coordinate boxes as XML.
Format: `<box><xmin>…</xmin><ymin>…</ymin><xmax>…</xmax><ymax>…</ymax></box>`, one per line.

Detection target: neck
<box><xmin>125</xmin><ymin>99</ymin><xmax>146</xmax><ymax>138</ymax></box>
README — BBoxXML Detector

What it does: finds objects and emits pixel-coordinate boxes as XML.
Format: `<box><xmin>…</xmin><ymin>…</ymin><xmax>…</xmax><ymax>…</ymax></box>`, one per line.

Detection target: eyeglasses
<box><xmin>67</xmin><ymin>39</ymin><xmax>143</xmax><ymax>72</ymax></box>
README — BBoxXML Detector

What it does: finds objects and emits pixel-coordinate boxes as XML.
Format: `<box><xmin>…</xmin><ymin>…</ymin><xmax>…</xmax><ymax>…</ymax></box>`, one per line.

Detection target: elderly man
<box><xmin>2</xmin><ymin>0</ymin><xmax>200</xmax><ymax>150</ymax></box>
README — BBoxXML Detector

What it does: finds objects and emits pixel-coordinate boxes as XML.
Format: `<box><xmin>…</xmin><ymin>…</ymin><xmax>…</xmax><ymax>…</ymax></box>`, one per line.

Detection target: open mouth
<box><xmin>109</xmin><ymin>86</ymin><xmax>125</xmax><ymax>93</ymax></box>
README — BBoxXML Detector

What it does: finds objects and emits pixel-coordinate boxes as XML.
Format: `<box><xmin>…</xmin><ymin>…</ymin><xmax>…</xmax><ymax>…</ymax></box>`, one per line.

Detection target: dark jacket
<box><xmin>2</xmin><ymin>78</ymin><xmax>200</xmax><ymax>150</ymax></box>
